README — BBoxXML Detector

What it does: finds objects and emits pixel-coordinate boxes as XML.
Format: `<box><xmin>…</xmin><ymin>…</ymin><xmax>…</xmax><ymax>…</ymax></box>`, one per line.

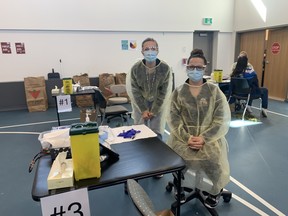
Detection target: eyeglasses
<box><xmin>143</xmin><ymin>46</ymin><xmax>158</xmax><ymax>51</ymax></box>
<box><xmin>186</xmin><ymin>65</ymin><xmax>206</xmax><ymax>71</ymax></box>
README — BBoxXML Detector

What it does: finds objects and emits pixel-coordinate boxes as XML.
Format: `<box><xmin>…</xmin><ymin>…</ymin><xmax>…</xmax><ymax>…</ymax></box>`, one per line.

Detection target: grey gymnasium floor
<box><xmin>0</xmin><ymin>99</ymin><xmax>288</xmax><ymax>216</ymax></box>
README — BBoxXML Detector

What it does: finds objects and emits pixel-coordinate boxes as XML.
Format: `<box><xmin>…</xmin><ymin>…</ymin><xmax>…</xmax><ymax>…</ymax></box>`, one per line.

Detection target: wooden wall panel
<box><xmin>239</xmin><ymin>31</ymin><xmax>265</xmax><ymax>83</ymax></box>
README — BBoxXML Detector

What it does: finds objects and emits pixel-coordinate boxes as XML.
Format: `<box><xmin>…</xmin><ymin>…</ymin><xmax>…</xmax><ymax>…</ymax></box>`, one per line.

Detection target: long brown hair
<box><xmin>231</xmin><ymin>56</ymin><xmax>248</xmax><ymax>77</ymax></box>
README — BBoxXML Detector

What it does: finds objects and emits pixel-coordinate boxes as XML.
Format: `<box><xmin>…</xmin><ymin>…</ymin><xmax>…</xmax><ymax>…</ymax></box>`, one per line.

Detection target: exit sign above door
<box><xmin>203</xmin><ymin>18</ymin><xmax>213</xmax><ymax>25</ymax></box>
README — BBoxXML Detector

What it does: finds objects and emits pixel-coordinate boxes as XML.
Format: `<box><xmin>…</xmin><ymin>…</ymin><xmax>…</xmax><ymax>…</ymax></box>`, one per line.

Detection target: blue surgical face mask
<box><xmin>187</xmin><ymin>69</ymin><xmax>204</xmax><ymax>82</ymax></box>
<box><xmin>143</xmin><ymin>50</ymin><xmax>158</xmax><ymax>63</ymax></box>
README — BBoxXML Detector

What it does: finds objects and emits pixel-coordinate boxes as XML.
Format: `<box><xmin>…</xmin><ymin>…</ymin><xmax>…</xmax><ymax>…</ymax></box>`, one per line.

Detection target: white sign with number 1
<box><xmin>56</xmin><ymin>95</ymin><xmax>72</xmax><ymax>113</ymax></box>
<box><xmin>41</xmin><ymin>188</ymin><xmax>90</xmax><ymax>216</ymax></box>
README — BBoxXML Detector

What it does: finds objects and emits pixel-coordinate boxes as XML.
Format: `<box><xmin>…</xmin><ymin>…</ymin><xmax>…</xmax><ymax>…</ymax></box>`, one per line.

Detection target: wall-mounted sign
<box><xmin>271</xmin><ymin>42</ymin><xmax>280</xmax><ymax>55</ymax></box>
<box><xmin>203</xmin><ymin>18</ymin><xmax>213</xmax><ymax>25</ymax></box>
<box><xmin>15</xmin><ymin>42</ymin><xmax>26</xmax><ymax>54</ymax></box>
<box><xmin>1</xmin><ymin>42</ymin><xmax>12</xmax><ymax>54</ymax></box>
<box><xmin>121</xmin><ymin>40</ymin><xmax>137</xmax><ymax>50</ymax></box>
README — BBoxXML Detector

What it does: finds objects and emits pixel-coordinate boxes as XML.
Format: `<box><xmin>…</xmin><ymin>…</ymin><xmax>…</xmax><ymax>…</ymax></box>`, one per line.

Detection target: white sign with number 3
<box><xmin>41</xmin><ymin>188</ymin><xmax>90</xmax><ymax>216</ymax></box>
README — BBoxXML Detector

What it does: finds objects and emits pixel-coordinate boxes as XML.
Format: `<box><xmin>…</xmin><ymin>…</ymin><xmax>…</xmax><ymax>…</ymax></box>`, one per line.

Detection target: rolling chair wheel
<box><xmin>165</xmin><ymin>182</ymin><xmax>174</xmax><ymax>192</ymax></box>
<box><xmin>222</xmin><ymin>192</ymin><xmax>232</xmax><ymax>203</ymax></box>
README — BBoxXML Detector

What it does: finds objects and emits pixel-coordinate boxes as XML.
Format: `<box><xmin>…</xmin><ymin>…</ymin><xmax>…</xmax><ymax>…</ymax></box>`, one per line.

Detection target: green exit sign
<box><xmin>203</xmin><ymin>18</ymin><xmax>213</xmax><ymax>25</ymax></box>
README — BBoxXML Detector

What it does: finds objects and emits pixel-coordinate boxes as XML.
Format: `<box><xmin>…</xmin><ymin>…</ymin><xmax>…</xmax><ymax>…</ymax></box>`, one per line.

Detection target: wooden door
<box><xmin>265</xmin><ymin>28</ymin><xmax>288</xmax><ymax>100</ymax></box>
<box><xmin>239</xmin><ymin>31</ymin><xmax>265</xmax><ymax>83</ymax></box>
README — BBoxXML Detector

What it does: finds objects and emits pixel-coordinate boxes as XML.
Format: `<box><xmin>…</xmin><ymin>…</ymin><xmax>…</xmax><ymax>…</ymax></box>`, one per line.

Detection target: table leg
<box><xmin>176</xmin><ymin>170</ymin><xmax>182</xmax><ymax>216</ymax></box>
<box><xmin>54</xmin><ymin>96</ymin><xmax>61</xmax><ymax>126</ymax></box>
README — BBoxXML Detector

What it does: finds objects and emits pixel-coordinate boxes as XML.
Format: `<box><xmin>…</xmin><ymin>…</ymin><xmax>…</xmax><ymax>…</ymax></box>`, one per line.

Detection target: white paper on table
<box><xmin>106</xmin><ymin>124</ymin><xmax>157</xmax><ymax>145</ymax></box>
<box><xmin>39</xmin><ymin>128</ymin><xmax>70</xmax><ymax>149</ymax></box>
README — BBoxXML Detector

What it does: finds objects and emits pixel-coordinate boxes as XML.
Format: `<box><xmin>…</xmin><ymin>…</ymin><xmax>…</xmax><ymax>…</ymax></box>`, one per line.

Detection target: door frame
<box><xmin>193</xmin><ymin>31</ymin><xmax>214</xmax><ymax>75</ymax></box>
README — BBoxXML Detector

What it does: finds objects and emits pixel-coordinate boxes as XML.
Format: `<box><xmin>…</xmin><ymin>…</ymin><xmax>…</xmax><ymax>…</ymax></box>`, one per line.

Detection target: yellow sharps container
<box><xmin>213</xmin><ymin>69</ymin><xmax>223</xmax><ymax>83</ymax></box>
<box><xmin>63</xmin><ymin>78</ymin><xmax>73</xmax><ymax>94</ymax></box>
<box><xmin>70</xmin><ymin>122</ymin><xmax>101</xmax><ymax>181</ymax></box>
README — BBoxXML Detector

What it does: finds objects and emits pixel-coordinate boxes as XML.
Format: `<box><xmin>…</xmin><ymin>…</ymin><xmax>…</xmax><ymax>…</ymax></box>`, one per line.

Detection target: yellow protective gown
<box><xmin>167</xmin><ymin>80</ymin><xmax>231</xmax><ymax>195</ymax></box>
<box><xmin>126</xmin><ymin>59</ymin><xmax>172</xmax><ymax>135</ymax></box>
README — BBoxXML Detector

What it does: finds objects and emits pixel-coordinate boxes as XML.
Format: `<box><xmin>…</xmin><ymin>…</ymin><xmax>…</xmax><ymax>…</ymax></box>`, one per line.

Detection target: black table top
<box><xmin>31</xmin><ymin>137</ymin><xmax>186</xmax><ymax>201</ymax></box>
<box><xmin>52</xmin><ymin>89</ymin><xmax>96</xmax><ymax>97</ymax></box>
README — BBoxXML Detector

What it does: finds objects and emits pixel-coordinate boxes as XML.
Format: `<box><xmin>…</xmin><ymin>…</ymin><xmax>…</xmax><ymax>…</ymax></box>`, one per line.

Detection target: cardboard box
<box><xmin>47</xmin><ymin>159</ymin><xmax>74</xmax><ymax>190</ymax></box>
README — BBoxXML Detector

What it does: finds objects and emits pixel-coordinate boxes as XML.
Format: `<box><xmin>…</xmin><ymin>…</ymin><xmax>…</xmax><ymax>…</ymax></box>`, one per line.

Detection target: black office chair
<box><xmin>94</xmin><ymin>88</ymin><xmax>129</xmax><ymax>125</ymax></box>
<box><xmin>166</xmin><ymin>172</ymin><xmax>232</xmax><ymax>216</ymax></box>
<box><xmin>228</xmin><ymin>77</ymin><xmax>262</xmax><ymax>120</ymax></box>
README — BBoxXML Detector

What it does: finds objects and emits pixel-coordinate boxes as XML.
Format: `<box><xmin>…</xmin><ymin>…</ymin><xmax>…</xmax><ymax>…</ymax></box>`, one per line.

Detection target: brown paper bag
<box><xmin>24</xmin><ymin>76</ymin><xmax>48</xmax><ymax>112</ymax></box>
<box><xmin>115</xmin><ymin>73</ymin><xmax>126</xmax><ymax>85</ymax></box>
<box><xmin>99</xmin><ymin>73</ymin><xmax>116</xmax><ymax>99</ymax></box>
<box><xmin>115</xmin><ymin>73</ymin><xmax>129</xmax><ymax>100</ymax></box>
<box><xmin>72</xmin><ymin>74</ymin><xmax>94</xmax><ymax>107</ymax></box>
<box><xmin>73</xmin><ymin>73</ymin><xmax>90</xmax><ymax>86</ymax></box>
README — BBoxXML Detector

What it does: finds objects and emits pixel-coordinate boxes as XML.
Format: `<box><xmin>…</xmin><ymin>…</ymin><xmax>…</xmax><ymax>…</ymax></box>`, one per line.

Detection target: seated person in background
<box><xmin>231</xmin><ymin>50</ymin><xmax>254</xmax><ymax>72</ymax></box>
<box><xmin>167</xmin><ymin>49</ymin><xmax>231</xmax><ymax>208</ymax></box>
<box><xmin>230</xmin><ymin>55</ymin><xmax>268</xmax><ymax>117</ymax></box>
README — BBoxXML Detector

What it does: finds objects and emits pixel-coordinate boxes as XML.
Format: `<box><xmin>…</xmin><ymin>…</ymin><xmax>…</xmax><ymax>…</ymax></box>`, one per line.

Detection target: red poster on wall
<box><xmin>15</xmin><ymin>42</ymin><xmax>26</xmax><ymax>54</ymax></box>
<box><xmin>1</xmin><ymin>42</ymin><xmax>12</xmax><ymax>54</ymax></box>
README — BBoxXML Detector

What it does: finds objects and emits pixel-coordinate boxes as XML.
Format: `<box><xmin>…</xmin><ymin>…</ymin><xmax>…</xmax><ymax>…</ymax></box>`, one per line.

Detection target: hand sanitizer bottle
<box><xmin>85</xmin><ymin>113</ymin><xmax>90</xmax><ymax>122</ymax></box>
